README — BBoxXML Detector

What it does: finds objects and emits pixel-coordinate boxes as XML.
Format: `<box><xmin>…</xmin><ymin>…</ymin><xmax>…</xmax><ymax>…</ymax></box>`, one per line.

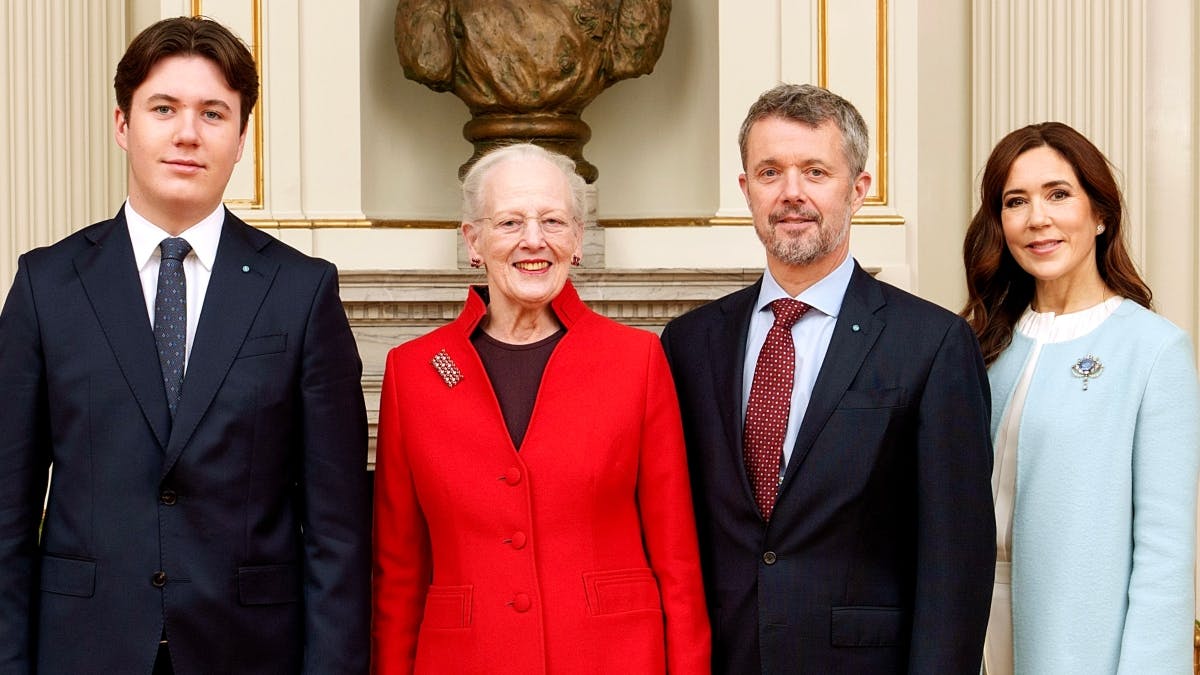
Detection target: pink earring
<box><xmin>469</xmin><ymin>257</ymin><xmax>483</xmax><ymax>268</ymax></box>
<box><xmin>570</xmin><ymin>254</ymin><xmax>581</xmax><ymax>267</ymax></box>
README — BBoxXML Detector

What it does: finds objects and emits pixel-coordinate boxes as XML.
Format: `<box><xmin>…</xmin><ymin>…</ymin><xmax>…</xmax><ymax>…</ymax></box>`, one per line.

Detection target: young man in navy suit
<box><xmin>661</xmin><ymin>84</ymin><xmax>995</xmax><ymax>673</ymax></box>
<box><xmin>0</xmin><ymin>16</ymin><xmax>370</xmax><ymax>674</ymax></box>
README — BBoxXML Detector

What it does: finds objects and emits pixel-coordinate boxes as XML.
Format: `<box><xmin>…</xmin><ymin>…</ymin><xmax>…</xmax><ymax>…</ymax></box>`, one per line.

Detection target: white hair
<box><xmin>460</xmin><ymin>144</ymin><xmax>587</xmax><ymax>222</ymax></box>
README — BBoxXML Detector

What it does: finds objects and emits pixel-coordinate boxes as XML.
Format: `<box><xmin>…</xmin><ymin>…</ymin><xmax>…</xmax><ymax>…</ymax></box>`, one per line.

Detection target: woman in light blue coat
<box><xmin>962</xmin><ymin>122</ymin><xmax>1200</xmax><ymax>674</ymax></box>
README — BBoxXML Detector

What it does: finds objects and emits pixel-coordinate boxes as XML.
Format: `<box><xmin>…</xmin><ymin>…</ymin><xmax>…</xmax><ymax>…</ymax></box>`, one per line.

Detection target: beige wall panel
<box><xmin>313</xmin><ymin>228</ymin><xmax>458</xmax><ymax>271</ymax></box>
<box><xmin>359</xmin><ymin>0</ymin><xmax>469</xmax><ymax>221</ymax></box>
<box><xmin>913</xmin><ymin>0</ymin><xmax>971</xmax><ymax>311</ymax></box>
<box><xmin>0</xmin><ymin>1</ymin><xmax>126</xmax><ymax>297</ymax></box>
<box><xmin>605</xmin><ymin>226</ymin><xmax>771</xmax><ymax>269</ymax></box>
<box><xmin>587</xmin><ymin>0</ymin><xmax>720</xmax><ymax>218</ymax></box>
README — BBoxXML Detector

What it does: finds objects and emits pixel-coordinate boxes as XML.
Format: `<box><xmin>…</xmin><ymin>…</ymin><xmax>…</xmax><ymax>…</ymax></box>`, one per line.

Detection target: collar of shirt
<box><xmin>125</xmin><ymin>200</ymin><xmax>224</xmax><ymax>273</ymax></box>
<box><xmin>754</xmin><ymin>252</ymin><xmax>856</xmax><ymax>320</ymax></box>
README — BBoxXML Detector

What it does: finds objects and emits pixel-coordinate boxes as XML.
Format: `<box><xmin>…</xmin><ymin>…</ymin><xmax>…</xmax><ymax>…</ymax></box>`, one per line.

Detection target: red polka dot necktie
<box><xmin>155</xmin><ymin>237</ymin><xmax>191</xmax><ymax>419</ymax></box>
<box><xmin>744</xmin><ymin>298</ymin><xmax>809</xmax><ymax>520</ymax></box>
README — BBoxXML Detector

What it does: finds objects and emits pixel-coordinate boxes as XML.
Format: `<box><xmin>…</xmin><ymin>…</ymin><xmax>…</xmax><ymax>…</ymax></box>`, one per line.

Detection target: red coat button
<box><xmin>511</xmin><ymin>593</ymin><xmax>532</xmax><ymax>613</ymax></box>
<box><xmin>503</xmin><ymin>467</ymin><xmax>522</xmax><ymax>486</ymax></box>
<box><xmin>509</xmin><ymin>531</ymin><xmax>527</xmax><ymax>550</ymax></box>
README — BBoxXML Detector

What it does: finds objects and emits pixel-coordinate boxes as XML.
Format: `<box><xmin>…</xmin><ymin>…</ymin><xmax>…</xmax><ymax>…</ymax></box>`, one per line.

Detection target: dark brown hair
<box><xmin>114</xmin><ymin>16</ymin><xmax>259</xmax><ymax>132</ymax></box>
<box><xmin>961</xmin><ymin>122</ymin><xmax>1152</xmax><ymax>365</ymax></box>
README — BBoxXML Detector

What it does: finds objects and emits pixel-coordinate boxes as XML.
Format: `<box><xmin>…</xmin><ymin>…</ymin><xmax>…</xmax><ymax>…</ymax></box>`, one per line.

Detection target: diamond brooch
<box><xmin>431</xmin><ymin>349</ymin><xmax>463</xmax><ymax>388</ymax></box>
<box><xmin>1070</xmin><ymin>354</ymin><xmax>1103</xmax><ymax>391</ymax></box>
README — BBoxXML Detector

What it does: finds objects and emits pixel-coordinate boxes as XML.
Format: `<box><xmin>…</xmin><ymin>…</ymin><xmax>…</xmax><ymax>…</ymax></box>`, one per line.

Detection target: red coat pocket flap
<box><xmin>582</xmin><ymin>568</ymin><xmax>662</xmax><ymax>616</ymax></box>
<box><xmin>422</xmin><ymin>584</ymin><xmax>473</xmax><ymax>629</ymax></box>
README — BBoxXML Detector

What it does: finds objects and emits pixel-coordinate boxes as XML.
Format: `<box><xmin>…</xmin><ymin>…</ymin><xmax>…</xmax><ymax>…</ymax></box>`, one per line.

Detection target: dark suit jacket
<box><xmin>0</xmin><ymin>209</ymin><xmax>371</xmax><ymax>674</ymax></box>
<box><xmin>660</xmin><ymin>262</ymin><xmax>994</xmax><ymax>674</ymax></box>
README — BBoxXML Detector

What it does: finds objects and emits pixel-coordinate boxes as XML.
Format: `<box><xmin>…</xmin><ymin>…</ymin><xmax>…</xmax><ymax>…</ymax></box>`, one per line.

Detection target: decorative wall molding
<box><xmin>343</xmin><ymin>268</ymin><xmax>763</xmax><ymax>468</ymax></box>
<box><xmin>247</xmin><ymin>215</ymin><xmax>907</xmax><ymax>230</ymax></box>
<box><xmin>971</xmin><ymin>0</ymin><xmax>1146</xmax><ymax>255</ymax></box>
<box><xmin>818</xmin><ymin>0</ymin><xmax>889</xmax><ymax>207</ymax></box>
<box><xmin>0</xmin><ymin>2</ymin><xmax>127</xmax><ymax>296</ymax></box>
<box><xmin>192</xmin><ymin>0</ymin><xmax>264</xmax><ymax>209</ymax></box>
<box><xmin>339</xmin><ymin>266</ymin><xmax>887</xmax><ymax>468</ymax></box>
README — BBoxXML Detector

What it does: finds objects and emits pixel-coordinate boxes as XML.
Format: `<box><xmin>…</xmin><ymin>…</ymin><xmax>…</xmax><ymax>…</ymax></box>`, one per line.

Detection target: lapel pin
<box><xmin>431</xmin><ymin>349</ymin><xmax>464</xmax><ymax>388</ymax></box>
<box><xmin>241</xmin><ymin>265</ymin><xmax>250</xmax><ymax>273</ymax></box>
<box><xmin>1071</xmin><ymin>354</ymin><xmax>1103</xmax><ymax>391</ymax></box>
<box><xmin>851</xmin><ymin>324</ymin><xmax>861</xmax><ymax>332</ymax></box>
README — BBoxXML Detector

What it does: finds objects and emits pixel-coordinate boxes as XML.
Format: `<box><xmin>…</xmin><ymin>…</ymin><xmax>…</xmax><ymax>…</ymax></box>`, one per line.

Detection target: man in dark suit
<box><xmin>0</xmin><ymin>17</ymin><xmax>370</xmax><ymax>674</ymax></box>
<box><xmin>660</xmin><ymin>84</ymin><xmax>994</xmax><ymax>673</ymax></box>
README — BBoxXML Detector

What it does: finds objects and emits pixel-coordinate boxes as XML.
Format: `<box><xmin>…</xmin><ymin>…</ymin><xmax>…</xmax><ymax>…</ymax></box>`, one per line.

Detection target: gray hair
<box><xmin>460</xmin><ymin>144</ymin><xmax>588</xmax><ymax>223</ymax></box>
<box><xmin>738</xmin><ymin>84</ymin><xmax>870</xmax><ymax>176</ymax></box>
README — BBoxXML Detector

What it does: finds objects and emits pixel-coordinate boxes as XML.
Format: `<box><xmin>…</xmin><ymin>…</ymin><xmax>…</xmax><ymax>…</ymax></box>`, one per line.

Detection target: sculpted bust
<box><xmin>395</xmin><ymin>0</ymin><xmax>671</xmax><ymax>181</ymax></box>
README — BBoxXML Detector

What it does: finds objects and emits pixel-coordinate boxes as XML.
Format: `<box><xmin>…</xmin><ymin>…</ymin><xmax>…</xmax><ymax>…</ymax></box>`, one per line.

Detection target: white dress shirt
<box><xmin>742</xmin><ymin>253</ymin><xmax>855</xmax><ymax>475</ymax></box>
<box><xmin>125</xmin><ymin>200</ymin><xmax>224</xmax><ymax>371</ymax></box>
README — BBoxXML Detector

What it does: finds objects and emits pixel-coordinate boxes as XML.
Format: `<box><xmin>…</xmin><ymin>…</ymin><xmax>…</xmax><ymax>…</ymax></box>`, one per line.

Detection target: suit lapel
<box><xmin>74</xmin><ymin>211</ymin><xmax>172</xmax><ymax>449</ymax></box>
<box><xmin>711</xmin><ymin>282</ymin><xmax>760</xmax><ymax>509</ymax></box>
<box><xmin>782</xmin><ymin>263</ymin><xmax>885</xmax><ymax>487</ymax></box>
<box><xmin>163</xmin><ymin>212</ymin><xmax>278</xmax><ymax>475</ymax></box>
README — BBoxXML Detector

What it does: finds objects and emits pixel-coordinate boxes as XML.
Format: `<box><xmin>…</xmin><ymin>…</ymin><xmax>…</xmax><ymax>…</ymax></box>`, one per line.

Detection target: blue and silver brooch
<box><xmin>1070</xmin><ymin>354</ymin><xmax>1103</xmax><ymax>391</ymax></box>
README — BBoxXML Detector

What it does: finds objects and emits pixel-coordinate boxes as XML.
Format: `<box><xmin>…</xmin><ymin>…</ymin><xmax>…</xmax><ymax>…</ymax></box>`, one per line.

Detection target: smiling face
<box><xmin>115</xmin><ymin>54</ymin><xmax>246</xmax><ymax>234</ymax></box>
<box><xmin>462</xmin><ymin>156</ymin><xmax>583</xmax><ymax>321</ymax></box>
<box><xmin>739</xmin><ymin>116</ymin><xmax>870</xmax><ymax>280</ymax></box>
<box><xmin>1001</xmin><ymin>145</ymin><xmax>1105</xmax><ymax>300</ymax></box>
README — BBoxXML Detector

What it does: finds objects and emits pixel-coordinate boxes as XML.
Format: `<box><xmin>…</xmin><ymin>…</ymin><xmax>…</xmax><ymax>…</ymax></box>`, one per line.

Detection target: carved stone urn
<box><xmin>395</xmin><ymin>0</ymin><xmax>671</xmax><ymax>182</ymax></box>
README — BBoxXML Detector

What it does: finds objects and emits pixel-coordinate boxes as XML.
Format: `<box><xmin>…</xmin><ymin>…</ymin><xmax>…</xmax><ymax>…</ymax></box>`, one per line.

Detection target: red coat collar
<box><xmin>453</xmin><ymin>278</ymin><xmax>589</xmax><ymax>336</ymax></box>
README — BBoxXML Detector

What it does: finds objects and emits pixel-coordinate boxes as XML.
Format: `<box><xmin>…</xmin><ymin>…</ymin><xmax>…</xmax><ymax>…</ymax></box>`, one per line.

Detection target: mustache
<box><xmin>769</xmin><ymin>205</ymin><xmax>821</xmax><ymax>226</ymax></box>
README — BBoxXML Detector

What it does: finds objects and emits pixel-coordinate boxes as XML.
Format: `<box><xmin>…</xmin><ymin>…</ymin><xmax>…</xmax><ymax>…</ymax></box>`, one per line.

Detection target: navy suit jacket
<box><xmin>0</xmin><ymin>209</ymin><xmax>371</xmax><ymax>674</ymax></box>
<box><xmin>660</xmin><ymin>262</ymin><xmax>994</xmax><ymax>674</ymax></box>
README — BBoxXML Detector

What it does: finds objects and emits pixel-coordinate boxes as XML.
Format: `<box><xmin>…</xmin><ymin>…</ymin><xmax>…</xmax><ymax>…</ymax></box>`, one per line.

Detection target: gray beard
<box><xmin>763</xmin><ymin>211</ymin><xmax>849</xmax><ymax>267</ymax></box>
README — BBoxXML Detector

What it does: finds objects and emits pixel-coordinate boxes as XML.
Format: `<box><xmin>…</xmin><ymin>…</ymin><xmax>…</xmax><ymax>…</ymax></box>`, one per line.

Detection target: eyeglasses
<box><xmin>477</xmin><ymin>213</ymin><xmax>576</xmax><ymax>236</ymax></box>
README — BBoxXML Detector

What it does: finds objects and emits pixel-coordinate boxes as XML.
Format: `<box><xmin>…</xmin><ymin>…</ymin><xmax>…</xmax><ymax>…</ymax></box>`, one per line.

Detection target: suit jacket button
<box><xmin>160</xmin><ymin>489</ymin><xmax>178</xmax><ymax>506</ymax></box>
<box><xmin>151</xmin><ymin>571</ymin><xmax>168</xmax><ymax>587</ymax></box>
<box><xmin>510</xmin><ymin>593</ymin><xmax>532</xmax><ymax>613</ymax></box>
<box><xmin>503</xmin><ymin>467</ymin><xmax>522</xmax><ymax>486</ymax></box>
<box><xmin>762</xmin><ymin>551</ymin><xmax>777</xmax><ymax>565</ymax></box>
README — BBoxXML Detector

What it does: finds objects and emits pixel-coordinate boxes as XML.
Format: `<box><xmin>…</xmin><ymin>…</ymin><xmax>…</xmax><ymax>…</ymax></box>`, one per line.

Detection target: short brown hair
<box><xmin>961</xmin><ymin>122</ymin><xmax>1152</xmax><ymax>365</ymax></box>
<box><xmin>114</xmin><ymin>16</ymin><xmax>259</xmax><ymax>132</ymax></box>
<box><xmin>738</xmin><ymin>84</ymin><xmax>869</xmax><ymax>175</ymax></box>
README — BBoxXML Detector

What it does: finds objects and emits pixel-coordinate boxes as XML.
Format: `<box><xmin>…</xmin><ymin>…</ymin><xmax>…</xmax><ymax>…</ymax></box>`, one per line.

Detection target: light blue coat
<box><xmin>989</xmin><ymin>300</ymin><xmax>1199</xmax><ymax>674</ymax></box>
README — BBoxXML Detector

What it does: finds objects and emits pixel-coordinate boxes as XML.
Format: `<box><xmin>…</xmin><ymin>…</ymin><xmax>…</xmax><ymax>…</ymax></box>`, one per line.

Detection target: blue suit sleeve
<box><xmin>0</xmin><ymin>256</ymin><xmax>53</xmax><ymax>672</ymax></box>
<box><xmin>909</xmin><ymin>317</ymin><xmax>995</xmax><ymax>672</ymax></box>
<box><xmin>296</xmin><ymin>264</ymin><xmax>371</xmax><ymax>674</ymax></box>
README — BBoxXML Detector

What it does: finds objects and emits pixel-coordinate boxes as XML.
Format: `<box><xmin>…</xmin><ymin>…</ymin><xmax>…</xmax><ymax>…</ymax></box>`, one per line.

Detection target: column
<box><xmin>0</xmin><ymin>2</ymin><xmax>127</xmax><ymax>295</ymax></box>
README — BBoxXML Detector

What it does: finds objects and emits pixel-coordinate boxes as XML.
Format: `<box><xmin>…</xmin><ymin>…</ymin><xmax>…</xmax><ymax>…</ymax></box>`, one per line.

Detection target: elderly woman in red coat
<box><xmin>371</xmin><ymin>143</ymin><xmax>711</xmax><ymax>674</ymax></box>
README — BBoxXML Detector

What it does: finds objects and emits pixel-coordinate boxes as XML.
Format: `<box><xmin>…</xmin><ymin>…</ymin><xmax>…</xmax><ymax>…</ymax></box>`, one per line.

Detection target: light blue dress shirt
<box><xmin>742</xmin><ymin>254</ymin><xmax>854</xmax><ymax>476</ymax></box>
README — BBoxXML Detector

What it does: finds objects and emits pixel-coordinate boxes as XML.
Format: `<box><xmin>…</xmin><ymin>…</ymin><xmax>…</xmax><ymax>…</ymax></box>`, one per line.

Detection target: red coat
<box><xmin>372</xmin><ymin>281</ymin><xmax>711</xmax><ymax>674</ymax></box>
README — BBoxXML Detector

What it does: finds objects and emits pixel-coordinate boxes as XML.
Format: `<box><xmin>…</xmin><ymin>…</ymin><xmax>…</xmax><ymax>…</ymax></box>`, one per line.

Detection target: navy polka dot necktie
<box><xmin>743</xmin><ymin>298</ymin><xmax>810</xmax><ymax>520</ymax></box>
<box><xmin>155</xmin><ymin>237</ymin><xmax>192</xmax><ymax>418</ymax></box>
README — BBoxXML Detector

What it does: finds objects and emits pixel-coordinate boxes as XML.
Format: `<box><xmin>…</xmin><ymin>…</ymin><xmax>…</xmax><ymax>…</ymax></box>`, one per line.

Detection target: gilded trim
<box><xmin>246</xmin><ymin>219</ymin><xmax>375</xmax><ymax>229</ymax></box>
<box><xmin>817</xmin><ymin>0</ymin><xmax>828</xmax><ymax>87</ymax></box>
<box><xmin>358</xmin><ymin>219</ymin><xmax>460</xmax><ymax>229</ymax></box>
<box><xmin>245</xmin><ymin>214</ymin><xmax>905</xmax><ymax>229</ymax></box>
<box><xmin>193</xmin><ymin>0</ymin><xmax>264</xmax><ymax>209</ymax></box>
<box><xmin>598</xmin><ymin>217</ymin><xmax>713</xmax><ymax>228</ymax></box>
<box><xmin>817</xmin><ymin>0</ymin><xmax>888</xmax><ymax>208</ymax></box>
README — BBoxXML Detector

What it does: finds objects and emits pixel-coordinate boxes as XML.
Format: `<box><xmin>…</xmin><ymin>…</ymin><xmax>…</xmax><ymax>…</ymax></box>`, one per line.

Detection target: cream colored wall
<box><xmin>913</xmin><ymin>0</ymin><xmax>972</xmax><ymax>311</ymax></box>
